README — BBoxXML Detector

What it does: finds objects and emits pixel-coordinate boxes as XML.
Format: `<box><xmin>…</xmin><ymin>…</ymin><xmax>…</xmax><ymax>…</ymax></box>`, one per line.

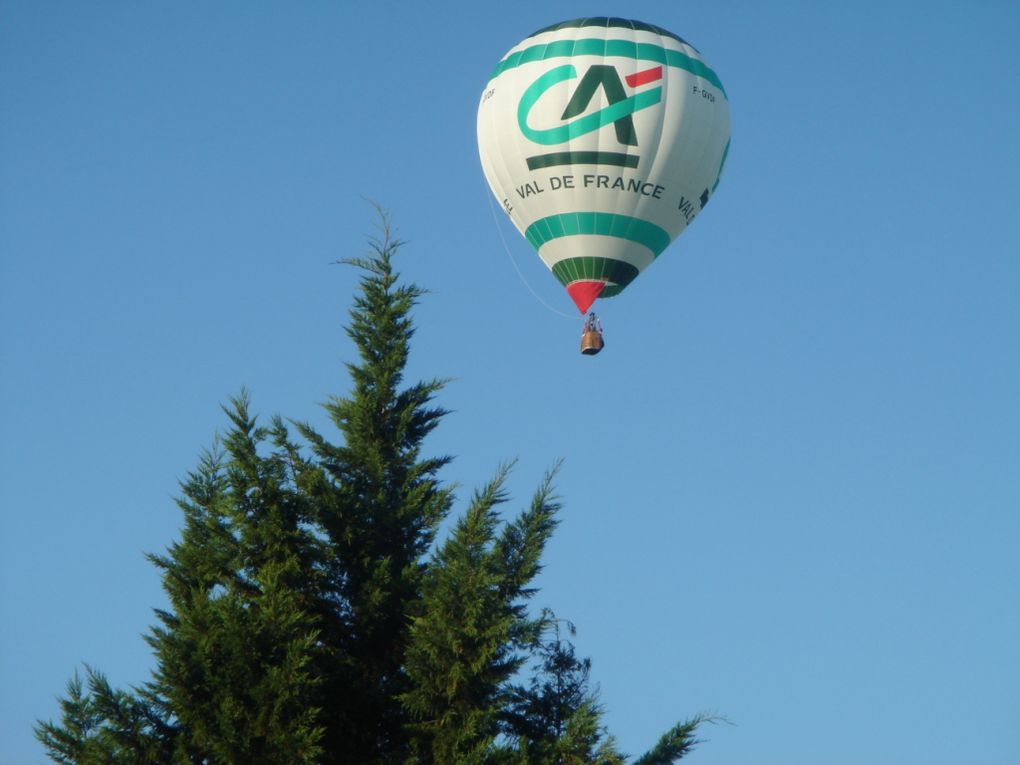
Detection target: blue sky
<box><xmin>2</xmin><ymin>2</ymin><xmax>1018</xmax><ymax>763</ymax></box>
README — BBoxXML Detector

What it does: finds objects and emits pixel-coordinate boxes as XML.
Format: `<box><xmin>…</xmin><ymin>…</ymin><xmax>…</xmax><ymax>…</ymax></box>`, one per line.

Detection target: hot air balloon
<box><xmin>477</xmin><ymin>17</ymin><xmax>730</xmax><ymax>354</ymax></box>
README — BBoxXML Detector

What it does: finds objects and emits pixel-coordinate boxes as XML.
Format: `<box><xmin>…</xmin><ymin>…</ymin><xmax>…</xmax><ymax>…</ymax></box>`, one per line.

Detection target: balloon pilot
<box><xmin>580</xmin><ymin>312</ymin><xmax>604</xmax><ymax>356</ymax></box>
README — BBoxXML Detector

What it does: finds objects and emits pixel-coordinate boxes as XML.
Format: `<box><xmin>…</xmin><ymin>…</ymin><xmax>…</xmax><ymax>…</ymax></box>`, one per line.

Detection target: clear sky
<box><xmin>2</xmin><ymin>2</ymin><xmax>1018</xmax><ymax>763</ymax></box>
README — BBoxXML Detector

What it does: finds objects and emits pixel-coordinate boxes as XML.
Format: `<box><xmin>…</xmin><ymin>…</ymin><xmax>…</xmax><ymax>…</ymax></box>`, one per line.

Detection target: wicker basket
<box><xmin>580</xmin><ymin>330</ymin><xmax>604</xmax><ymax>355</ymax></box>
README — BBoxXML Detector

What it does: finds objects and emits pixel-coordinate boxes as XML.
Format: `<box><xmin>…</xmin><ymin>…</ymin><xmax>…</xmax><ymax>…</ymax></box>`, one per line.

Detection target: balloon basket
<box><xmin>580</xmin><ymin>330</ymin><xmax>604</xmax><ymax>355</ymax></box>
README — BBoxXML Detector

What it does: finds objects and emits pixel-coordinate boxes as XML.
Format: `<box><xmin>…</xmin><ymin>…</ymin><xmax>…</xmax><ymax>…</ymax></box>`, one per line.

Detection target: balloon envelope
<box><xmin>477</xmin><ymin>18</ymin><xmax>731</xmax><ymax>313</ymax></box>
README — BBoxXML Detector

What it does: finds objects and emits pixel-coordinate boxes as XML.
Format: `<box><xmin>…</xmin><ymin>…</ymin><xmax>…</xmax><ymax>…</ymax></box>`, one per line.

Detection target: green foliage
<box><xmin>136</xmin><ymin>396</ymin><xmax>326</xmax><ymax>764</ymax></box>
<box><xmin>293</xmin><ymin>219</ymin><xmax>455</xmax><ymax>762</ymax></box>
<box><xmin>502</xmin><ymin>627</ymin><xmax>623</xmax><ymax>765</ymax></box>
<box><xmin>632</xmin><ymin>716</ymin><xmax>715</xmax><ymax>765</ymax></box>
<box><xmin>35</xmin><ymin>667</ymin><xmax>168</xmax><ymax>764</ymax></box>
<box><xmin>400</xmin><ymin>462</ymin><xmax>560</xmax><ymax>763</ymax></box>
<box><xmin>36</xmin><ymin>212</ymin><xmax>712</xmax><ymax>764</ymax></box>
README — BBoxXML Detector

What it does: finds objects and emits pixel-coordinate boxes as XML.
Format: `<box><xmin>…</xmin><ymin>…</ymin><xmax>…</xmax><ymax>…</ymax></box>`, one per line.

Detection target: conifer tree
<box><xmin>400</xmin><ymin>463</ymin><xmax>559</xmax><ymax>763</ymax></box>
<box><xmin>140</xmin><ymin>402</ymin><xmax>326</xmax><ymax>763</ymax></box>
<box><xmin>36</xmin><ymin>213</ymin><xmax>711</xmax><ymax>765</ymax></box>
<box><xmin>503</xmin><ymin>626</ymin><xmax>624</xmax><ymax>765</ymax></box>
<box><xmin>292</xmin><ymin>220</ymin><xmax>454</xmax><ymax>762</ymax></box>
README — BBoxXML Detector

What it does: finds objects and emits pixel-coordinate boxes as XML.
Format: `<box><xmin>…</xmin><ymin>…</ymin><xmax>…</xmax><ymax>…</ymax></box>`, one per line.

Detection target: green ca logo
<box><xmin>518</xmin><ymin>63</ymin><xmax>663</xmax><ymax>169</ymax></box>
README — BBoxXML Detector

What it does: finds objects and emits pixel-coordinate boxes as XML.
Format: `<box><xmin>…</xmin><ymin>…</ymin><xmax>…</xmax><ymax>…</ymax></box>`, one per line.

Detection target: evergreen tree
<box><xmin>35</xmin><ymin>666</ymin><xmax>162</xmax><ymax>765</ymax></box>
<box><xmin>292</xmin><ymin>220</ymin><xmax>454</xmax><ymax>762</ymax></box>
<box><xmin>36</xmin><ymin>213</ymin><xmax>711</xmax><ymax>764</ymax></box>
<box><xmin>503</xmin><ymin>626</ymin><xmax>624</xmax><ymax>765</ymax></box>
<box><xmin>140</xmin><ymin>403</ymin><xmax>327</xmax><ymax>763</ymax></box>
<box><xmin>400</xmin><ymin>463</ymin><xmax>559</xmax><ymax>763</ymax></box>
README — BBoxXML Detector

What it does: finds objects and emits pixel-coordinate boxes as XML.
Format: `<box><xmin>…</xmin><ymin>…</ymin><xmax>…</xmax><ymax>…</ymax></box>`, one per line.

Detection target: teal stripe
<box><xmin>525</xmin><ymin>212</ymin><xmax>671</xmax><ymax>257</ymax></box>
<box><xmin>490</xmin><ymin>39</ymin><xmax>726</xmax><ymax>96</ymax></box>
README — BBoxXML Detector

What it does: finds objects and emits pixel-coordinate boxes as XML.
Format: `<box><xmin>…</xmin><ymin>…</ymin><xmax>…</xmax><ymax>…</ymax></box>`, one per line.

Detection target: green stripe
<box><xmin>528</xmin><ymin>18</ymin><xmax>692</xmax><ymax>48</ymax></box>
<box><xmin>712</xmin><ymin>138</ymin><xmax>730</xmax><ymax>192</ymax></box>
<box><xmin>526</xmin><ymin>151</ymin><xmax>638</xmax><ymax>169</ymax></box>
<box><xmin>551</xmin><ymin>257</ymin><xmax>640</xmax><ymax>295</ymax></box>
<box><xmin>525</xmin><ymin>212</ymin><xmax>671</xmax><ymax>256</ymax></box>
<box><xmin>489</xmin><ymin>39</ymin><xmax>725</xmax><ymax>96</ymax></box>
